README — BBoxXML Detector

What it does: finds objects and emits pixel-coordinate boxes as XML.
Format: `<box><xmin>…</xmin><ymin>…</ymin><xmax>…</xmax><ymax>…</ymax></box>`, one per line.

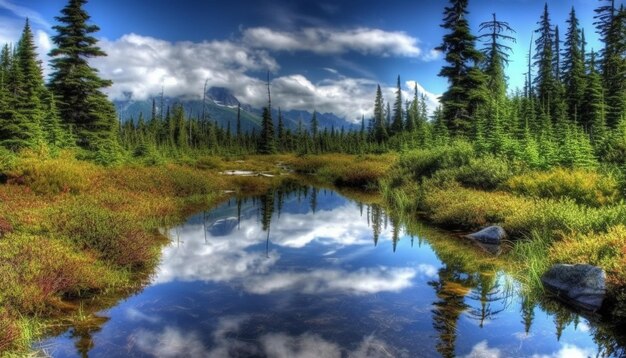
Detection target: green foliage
<box><xmin>0</xmin><ymin>146</ymin><xmax>16</xmax><ymax>174</ymax></box>
<box><xmin>452</xmin><ymin>155</ymin><xmax>513</xmax><ymax>190</ymax></box>
<box><xmin>437</xmin><ymin>0</ymin><xmax>487</xmax><ymax>136</ymax></box>
<box><xmin>52</xmin><ymin>198</ymin><xmax>158</xmax><ymax>268</ymax></box>
<box><xmin>506</xmin><ymin>168</ymin><xmax>619</xmax><ymax>207</ymax></box>
<box><xmin>551</xmin><ymin>225</ymin><xmax>626</xmax><ymax>286</ymax></box>
<box><xmin>398</xmin><ymin>140</ymin><xmax>474</xmax><ymax>179</ymax></box>
<box><xmin>48</xmin><ymin>0</ymin><xmax>115</xmax><ymax>147</ymax></box>
<box><xmin>258</xmin><ymin>106</ymin><xmax>276</xmax><ymax>154</ymax></box>
<box><xmin>8</xmin><ymin>154</ymin><xmax>96</xmax><ymax>195</ymax></box>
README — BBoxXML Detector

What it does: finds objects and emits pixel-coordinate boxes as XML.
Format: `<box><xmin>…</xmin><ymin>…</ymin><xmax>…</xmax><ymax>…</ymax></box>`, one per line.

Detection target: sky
<box><xmin>0</xmin><ymin>0</ymin><xmax>618</xmax><ymax>121</ymax></box>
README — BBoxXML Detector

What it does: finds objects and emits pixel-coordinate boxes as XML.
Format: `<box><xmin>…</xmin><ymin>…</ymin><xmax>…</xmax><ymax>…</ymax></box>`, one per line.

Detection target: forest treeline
<box><xmin>0</xmin><ymin>0</ymin><xmax>624</xmax><ymax>167</ymax></box>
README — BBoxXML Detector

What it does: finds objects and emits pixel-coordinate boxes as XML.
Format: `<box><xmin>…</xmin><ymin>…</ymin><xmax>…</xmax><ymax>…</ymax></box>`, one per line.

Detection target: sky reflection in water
<box><xmin>37</xmin><ymin>185</ymin><xmax>624</xmax><ymax>357</ymax></box>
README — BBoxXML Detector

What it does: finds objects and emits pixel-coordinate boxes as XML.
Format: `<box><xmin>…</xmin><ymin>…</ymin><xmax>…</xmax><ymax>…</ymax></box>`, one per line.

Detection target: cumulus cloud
<box><xmin>461</xmin><ymin>341</ymin><xmax>502</xmax><ymax>358</ymax></box>
<box><xmin>243</xmin><ymin>27</ymin><xmax>423</xmax><ymax>58</ymax></box>
<box><xmin>242</xmin><ymin>267</ymin><xmax>417</xmax><ymax>295</ymax></box>
<box><xmin>133</xmin><ymin>316</ymin><xmax>397</xmax><ymax>358</ymax></box>
<box><xmin>87</xmin><ymin>31</ymin><xmax>439</xmax><ymax>121</ymax></box>
<box><xmin>93</xmin><ymin>33</ymin><xmax>277</xmax><ymax>101</ymax></box>
<box><xmin>531</xmin><ymin>343</ymin><xmax>597</xmax><ymax>358</ymax></box>
<box><xmin>153</xmin><ymin>198</ymin><xmax>424</xmax><ymax>297</ymax></box>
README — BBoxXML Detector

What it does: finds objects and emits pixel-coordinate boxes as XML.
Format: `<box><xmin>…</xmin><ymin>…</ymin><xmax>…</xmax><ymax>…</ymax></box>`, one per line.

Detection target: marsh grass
<box><xmin>0</xmin><ymin>152</ymin><xmax>288</xmax><ymax>354</ymax></box>
<box><xmin>381</xmin><ymin>143</ymin><xmax>626</xmax><ymax>317</ymax></box>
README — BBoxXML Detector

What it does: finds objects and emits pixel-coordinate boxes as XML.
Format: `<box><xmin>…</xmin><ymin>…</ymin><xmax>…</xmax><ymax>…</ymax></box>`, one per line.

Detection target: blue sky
<box><xmin>0</xmin><ymin>0</ymin><xmax>617</xmax><ymax>120</ymax></box>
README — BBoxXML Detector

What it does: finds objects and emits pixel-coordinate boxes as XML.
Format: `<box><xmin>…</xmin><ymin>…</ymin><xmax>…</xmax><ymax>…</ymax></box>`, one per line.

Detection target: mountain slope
<box><xmin>115</xmin><ymin>87</ymin><xmax>360</xmax><ymax>133</ymax></box>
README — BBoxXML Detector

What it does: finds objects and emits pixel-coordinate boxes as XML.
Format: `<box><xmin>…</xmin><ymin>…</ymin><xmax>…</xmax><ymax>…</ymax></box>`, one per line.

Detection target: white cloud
<box><xmin>91</xmin><ymin>32</ymin><xmax>440</xmax><ymax>121</ymax></box>
<box><xmin>461</xmin><ymin>341</ymin><xmax>501</xmax><ymax>358</ymax></box>
<box><xmin>243</xmin><ymin>27</ymin><xmax>423</xmax><ymax>58</ymax></box>
<box><xmin>405</xmin><ymin>80</ymin><xmax>441</xmax><ymax>114</ymax></box>
<box><xmin>93</xmin><ymin>33</ymin><xmax>277</xmax><ymax>101</ymax></box>
<box><xmin>152</xmin><ymin>199</ymin><xmax>427</xmax><ymax>297</ymax></box>
<box><xmin>133</xmin><ymin>316</ymin><xmax>397</xmax><ymax>358</ymax></box>
<box><xmin>531</xmin><ymin>343</ymin><xmax>597</xmax><ymax>358</ymax></box>
<box><xmin>242</xmin><ymin>267</ymin><xmax>417</xmax><ymax>295</ymax></box>
<box><xmin>422</xmin><ymin>48</ymin><xmax>442</xmax><ymax>62</ymax></box>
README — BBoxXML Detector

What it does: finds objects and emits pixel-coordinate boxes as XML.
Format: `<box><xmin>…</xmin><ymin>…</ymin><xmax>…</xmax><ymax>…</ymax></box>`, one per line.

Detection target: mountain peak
<box><xmin>206</xmin><ymin>87</ymin><xmax>240</xmax><ymax>107</ymax></box>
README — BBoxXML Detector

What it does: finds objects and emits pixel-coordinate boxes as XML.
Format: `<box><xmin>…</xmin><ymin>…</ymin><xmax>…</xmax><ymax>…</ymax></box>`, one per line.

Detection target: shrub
<box><xmin>0</xmin><ymin>234</ymin><xmax>114</xmax><ymax>313</ymax></box>
<box><xmin>421</xmin><ymin>186</ymin><xmax>626</xmax><ymax>236</ymax></box>
<box><xmin>398</xmin><ymin>140</ymin><xmax>475</xmax><ymax>180</ymax></box>
<box><xmin>52</xmin><ymin>199</ymin><xmax>157</xmax><ymax>268</ymax></box>
<box><xmin>194</xmin><ymin>156</ymin><xmax>223</xmax><ymax>170</ymax></box>
<box><xmin>0</xmin><ymin>217</ymin><xmax>12</xmax><ymax>237</ymax></box>
<box><xmin>8</xmin><ymin>155</ymin><xmax>97</xmax><ymax>195</ymax></box>
<box><xmin>0</xmin><ymin>147</ymin><xmax>16</xmax><ymax>176</ymax></box>
<box><xmin>550</xmin><ymin>225</ymin><xmax>626</xmax><ymax>287</ymax></box>
<box><xmin>506</xmin><ymin>168</ymin><xmax>619</xmax><ymax>207</ymax></box>
<box><xmin>286</xmin><ymin>154</ymin><xmax>395</xmax><ymax>189</ymax></box>
<box><xmin>454</xmin><ymin>156</ymin><xmax>513</xmax><ymax>190</ymax></box>
<box><xmin>0</xmin><ymin>311</ymin><xmax>19</xmax><ymax>352</ymax></box>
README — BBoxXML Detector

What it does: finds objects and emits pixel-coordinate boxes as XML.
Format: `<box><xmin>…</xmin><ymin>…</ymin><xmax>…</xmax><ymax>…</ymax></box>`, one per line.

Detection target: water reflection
<box><xmin>36</xmin><ymin>184</ymin><xmax>626</xmax><ymax>357</ymax></box>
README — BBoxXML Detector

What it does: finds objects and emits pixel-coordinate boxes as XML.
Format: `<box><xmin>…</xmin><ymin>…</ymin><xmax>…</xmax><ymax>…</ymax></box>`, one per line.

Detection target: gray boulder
<box><xmin>464</xmin><ymin>225</ymin><xmax>507</xmax><ymax>245</ymax></box>
<box><xmin>541</xmin><ymin>264</ymin><xmax>606</xmax><ymax>312</ymax></box>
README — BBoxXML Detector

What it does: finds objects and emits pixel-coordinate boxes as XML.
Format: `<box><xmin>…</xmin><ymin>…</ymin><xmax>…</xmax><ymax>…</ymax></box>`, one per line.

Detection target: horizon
<box><xmin>0</xmin><ymin>0</ymin><xmax>613</xmax><ymax>121</ymax></box>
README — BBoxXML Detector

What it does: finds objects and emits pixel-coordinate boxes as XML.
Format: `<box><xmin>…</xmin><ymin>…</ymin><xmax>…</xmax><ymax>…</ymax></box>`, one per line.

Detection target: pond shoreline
<box><xmin>1</xmin><ymin>152</ymin><xmax>626</xmax><ymax>355</ymax></box>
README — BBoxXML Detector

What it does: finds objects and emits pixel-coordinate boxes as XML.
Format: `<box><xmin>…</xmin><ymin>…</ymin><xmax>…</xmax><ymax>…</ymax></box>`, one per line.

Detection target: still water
<box><xmin>36</xmin><ymin>184</ymin><xmax>625</xmax><ymax>357</ymax></box>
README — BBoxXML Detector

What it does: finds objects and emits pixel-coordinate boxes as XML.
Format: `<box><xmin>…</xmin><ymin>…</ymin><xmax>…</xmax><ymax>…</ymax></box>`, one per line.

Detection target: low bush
<box><xmin>398</xmin><ymin>140</ymin><xmax>475</xmax><ymax>180</ymax></box>
<box><xmin>194</xmin><ymin>156</ymin><xmax>223</xmax><ymax>170</ymax></box>
<box><xmin>8</xmin><ymin>154</ymin><xmax>98</xmax><ymax>195</ymax></box>
<box><xmin>0</xmin><ymin>217</ymin><xmax>12</xmax><ymax>237</ymax></box>
<box><xmin>0</xmin><ymin>234</ymin><xmax>115</xmax><ymax>314</ymax></box>
<box><xmin>51</xmin><ymin>199</ymin><xmax>158</xmax><ymax>268</ymax></box>
<box><xmin>286</xmin><ymin>154</ymin><xmax>395</xmax><ymax>189</ymax></box>
<box><xmin>422</xmin><ymin>186</ymin><xmax>626</xmax><ymax>236</ymax></box>
<box><xmin>506</xmin><ymin>168</ymin><xmax>619</xmax><ymax>207</ymax></box>
<box><xmin>0</xmin><ymin>147</ymin><xmax>16</xmax><ymax>176</ymax></box>
<box><xmin>454</xmin><ymin>156</ymin><xmax>513</xmax><ymax>190</ymax></box>
<box><xmin>550</xmin><ymin>225</ymin><xmax>626</xmax><ymax>287</ymax></box>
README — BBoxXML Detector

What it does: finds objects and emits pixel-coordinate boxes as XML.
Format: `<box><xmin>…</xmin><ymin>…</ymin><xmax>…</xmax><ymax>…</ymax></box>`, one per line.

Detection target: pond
<box><xmin>36</xmin><ymin>183</ymin><xmax>626</xmax><ymax>357</ymax></box>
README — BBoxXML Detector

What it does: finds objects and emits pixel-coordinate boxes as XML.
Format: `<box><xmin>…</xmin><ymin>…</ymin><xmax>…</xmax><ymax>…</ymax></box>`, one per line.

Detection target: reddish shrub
<box><xmin>0</xmin><ymin>218</ymin><xmax>12</xmax><ymax>237</ymax></box>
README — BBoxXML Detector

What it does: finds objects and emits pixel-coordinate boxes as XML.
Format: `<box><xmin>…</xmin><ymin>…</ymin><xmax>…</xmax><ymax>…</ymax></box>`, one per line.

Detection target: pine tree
<box><xmin>553</xmin><ymin>25</ymin><xmax>561</xmax><ymax>81</ymax></box>
<box><xmin>406</xmin><ymin>83</ymin><xmax>418</xmax><ymax>133</ymax></box>
<box><xmin>236</xmin><ymin>103</ymin><xmax>242</xmax><ymax>139</ymax></box>
<box><xmin>602</xmin><ymin>5</ymin><xmax>625</xmax><ymax>128</ymax></box>
<box><xmin>0</xmin><ymin>22</ymin><xmax>46</xmax><ymax>151</ymax></box>
<box><xmin>48</xmin><ymin>0</ymin><xmax>116</xmax><ymax>148</ymax></box>
<box><xmin>311</xmin><ymin>110</ymin><xmax>319</xmax><ymax>138</ymax></box>
<box><xmin>373</xmin><ymin>85</ymin><xmax>388</xmax><ymax>143</ymax></box>
<box><xmin>277</xmin><ymin>107</ymin><xmax>285</xmax><ymax>150</ymax></box>
<box><xmin>533</xmin><ymin>3</ymin><xmax>558</xmax><ymax>119</ymax></box>
<box><xmin>479</xmin><ymin>13</ymin><xmax>516</xmax><ymax>102</ymax></box>
<box><xmin>16</xmin><ymin>19</ymin><xmax>46</xmax><ymax>137</ymax></box>
<box><xmin>258</xmin><ymin>73</ymin><xmax>275</xmax><ymax>154</ymax></box>
<box><xmin>391</xmin><ymin>75</ymin><xmax>404</xmax><ymax>135</ymax></box>
<box><xmin>42</xmin><ymin>90</ymin><xmax>71</xmax><ymax>150</ymax></box>
<box><xmin>584</xmin><ymin>51</ymin><xmax>608</xmax><ymax>145</ymax></box>
<box><xmin>563</xmin><ymin>7</ymin><xmax>586</xmax><ymax>124</ymax></box>
<box><xmin>437</xmin><ymin>0</ymin><xmax>486</xmax><ymax>136</ymax></box>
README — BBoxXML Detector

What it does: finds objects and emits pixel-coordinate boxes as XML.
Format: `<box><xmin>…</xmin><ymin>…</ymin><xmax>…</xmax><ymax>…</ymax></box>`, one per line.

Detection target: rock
<box><xmin>541</xmin><ymin>264</ymin><xmax>606</xmax><ymax>312</ymax></box>
<box><xmin>464</xmin><ymin>225</ymin><xmax>507</xmax><ymax>245</ymax></box>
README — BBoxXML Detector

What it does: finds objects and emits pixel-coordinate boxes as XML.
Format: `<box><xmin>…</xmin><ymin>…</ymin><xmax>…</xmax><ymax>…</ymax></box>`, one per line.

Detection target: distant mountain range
<box><xmin>114</xmin><ymin>87</ymin><xmax>360</xmax><ymax>133</ymax></box>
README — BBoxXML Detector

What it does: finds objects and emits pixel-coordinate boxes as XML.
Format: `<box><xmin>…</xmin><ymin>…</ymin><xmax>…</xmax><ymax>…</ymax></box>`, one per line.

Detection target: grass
<box><xmin>380</xmin><ymin>142</ymin><xmax>626</xmax><ymax>317</ymax></box>
<box><xmin>285</xmin><ymin>153</ymin><xmax>396</xmax><ymax>189</ymax></box>
<box><xmin>3</xmin><ymin>147</ymin><xmax>626</xmax><ymax>353</ymax></box>
<box><xmin>0</xmin><ymin>151</ymin><xmax>288</xmax><ymax>354</ymax></box>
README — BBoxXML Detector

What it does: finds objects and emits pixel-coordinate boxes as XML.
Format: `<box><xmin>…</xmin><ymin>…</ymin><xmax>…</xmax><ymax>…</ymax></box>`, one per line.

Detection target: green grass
<box><xmin>380</xmin><ymin>142</ymin><xmax>626</xmax><ymax>317</ymax></box>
